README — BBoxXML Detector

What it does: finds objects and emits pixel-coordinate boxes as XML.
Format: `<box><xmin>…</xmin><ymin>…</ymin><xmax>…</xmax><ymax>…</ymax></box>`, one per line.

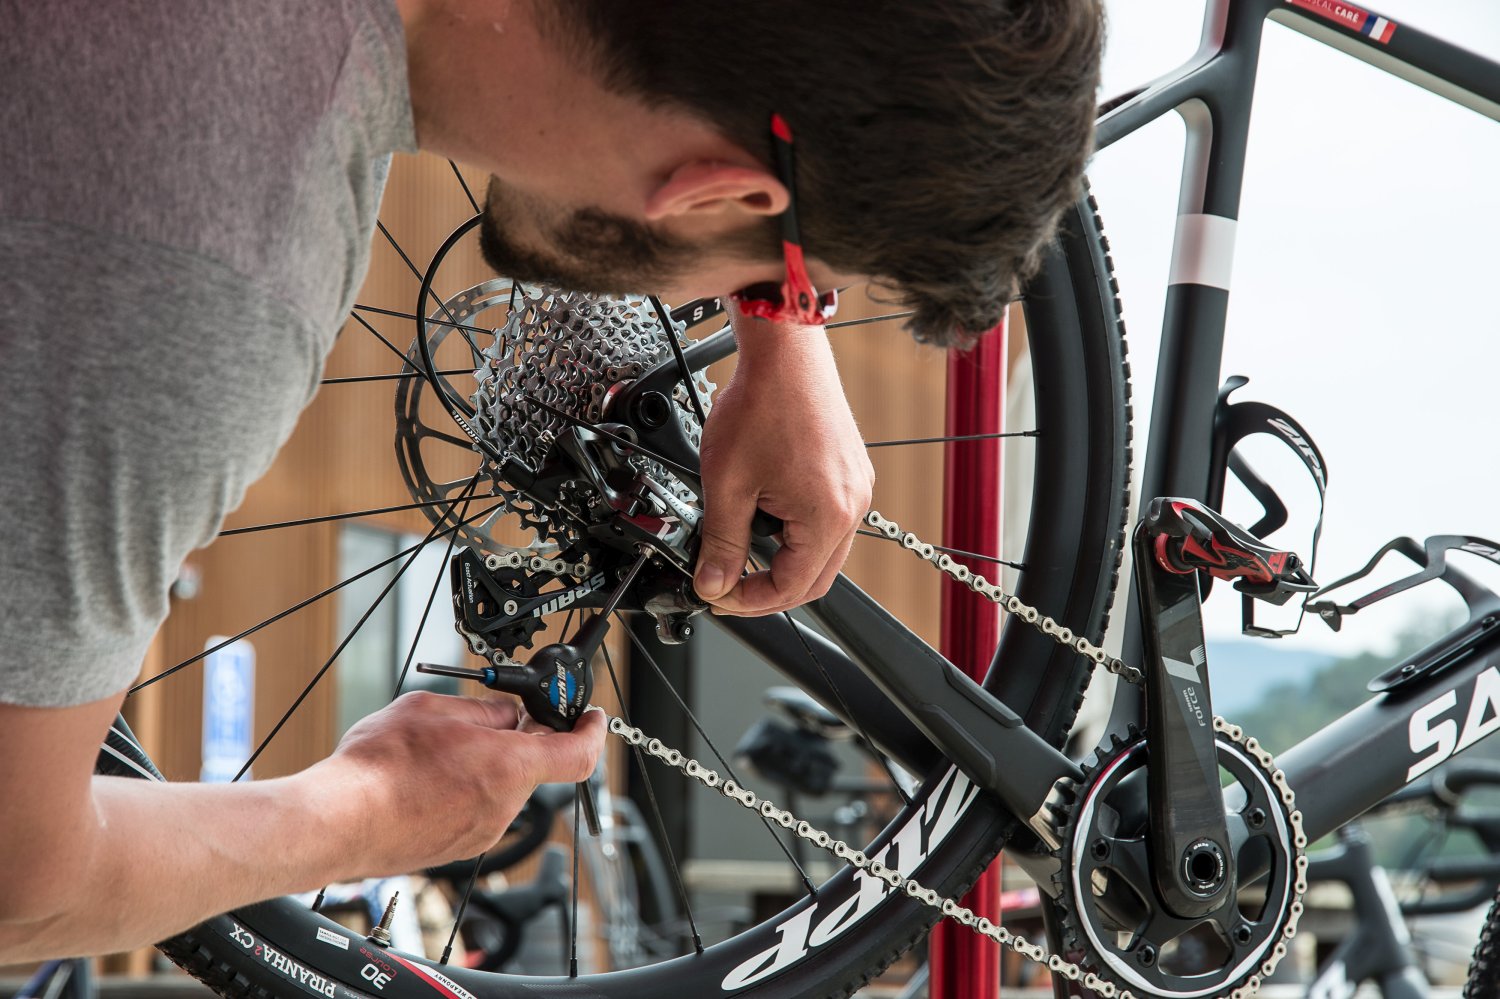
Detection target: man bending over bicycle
<box><xmin>0</xmin><ymin>0</ymin><xmax>1101</xmax><ymax>961</ymax></box>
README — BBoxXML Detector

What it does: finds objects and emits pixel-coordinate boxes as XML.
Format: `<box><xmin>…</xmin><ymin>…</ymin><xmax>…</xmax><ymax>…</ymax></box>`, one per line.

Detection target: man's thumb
<box><xmin>695</xmin><ymin>493</ymin><xmax>755</xmax><ymax>601</ymax></box>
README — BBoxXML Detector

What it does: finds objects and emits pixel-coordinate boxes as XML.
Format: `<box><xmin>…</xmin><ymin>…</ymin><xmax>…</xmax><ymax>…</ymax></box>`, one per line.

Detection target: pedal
<box><xmin>1142</xmin><ymin>497</ymin><xmax>1316</xmax><ymax>605</ymax></box>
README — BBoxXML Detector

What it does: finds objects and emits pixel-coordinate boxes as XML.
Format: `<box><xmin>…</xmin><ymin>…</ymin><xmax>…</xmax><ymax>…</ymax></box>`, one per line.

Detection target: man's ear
<box><xmin>644</xmin><ymin>161</ymin><xmax>789</xmax><ymax>221</ymax></box>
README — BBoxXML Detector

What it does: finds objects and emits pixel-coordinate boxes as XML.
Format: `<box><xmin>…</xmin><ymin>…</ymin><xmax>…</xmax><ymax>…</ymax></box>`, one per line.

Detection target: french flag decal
<box><xmin>1362</xmin><ymin>15</ymin><xmax>1396</xmax><ymax>43</ymax></box>
<box><xmin>1286</xmin><ymin>0</ymin><xmax>1398</xmax><ymax>45</ymax></box>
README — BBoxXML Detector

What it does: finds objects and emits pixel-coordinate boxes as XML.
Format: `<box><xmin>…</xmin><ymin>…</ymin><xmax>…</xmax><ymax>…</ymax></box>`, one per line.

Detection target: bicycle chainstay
<box><xmin>605</xmin><ymin>510</ymin><xmax>1310</xmax><ymax>999</ymax></box>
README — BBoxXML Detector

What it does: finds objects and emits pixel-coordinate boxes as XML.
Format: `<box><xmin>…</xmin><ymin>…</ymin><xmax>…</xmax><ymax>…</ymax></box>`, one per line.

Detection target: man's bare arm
<box><xmin>0</xmin><ymin>687</ymin><xmax>604</xmax><ymax>962</ymax></box>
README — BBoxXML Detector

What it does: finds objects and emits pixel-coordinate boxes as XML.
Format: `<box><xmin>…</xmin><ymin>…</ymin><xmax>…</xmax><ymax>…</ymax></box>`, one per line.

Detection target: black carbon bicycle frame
<box><xmin>701</xmin><ymin>0</ymin><xmax>1500</xmax><ymax>856</ymax></box>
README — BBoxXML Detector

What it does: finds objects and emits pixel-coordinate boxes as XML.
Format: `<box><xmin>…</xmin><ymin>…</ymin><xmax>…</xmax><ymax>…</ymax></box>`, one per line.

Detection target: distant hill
<box><xmin>1205</xmin><ymin>638</ymin><xmax>1337</xmax><ymax>717</ymax></box>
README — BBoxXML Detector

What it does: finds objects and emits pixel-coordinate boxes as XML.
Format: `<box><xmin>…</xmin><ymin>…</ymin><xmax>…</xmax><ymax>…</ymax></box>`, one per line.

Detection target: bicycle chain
<box><xmin>604</xmin><ymin>509</ymin><xmax>1309</xmax><ymax>998</ymax></box>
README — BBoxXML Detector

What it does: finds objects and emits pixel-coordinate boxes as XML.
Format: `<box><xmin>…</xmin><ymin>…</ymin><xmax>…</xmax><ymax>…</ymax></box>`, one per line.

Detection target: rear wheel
<box><xmin>118</xmin><ymin>179</ymin><xmax>1131</xmax><ymax>999</ymax></box>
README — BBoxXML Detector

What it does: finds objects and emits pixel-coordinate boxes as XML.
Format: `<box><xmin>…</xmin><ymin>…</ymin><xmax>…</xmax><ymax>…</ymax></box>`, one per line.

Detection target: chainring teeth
<box><xmin>1056</xmin><ymin>723</ymin><xmax>1302</xmax><ymax>999</ymax></box>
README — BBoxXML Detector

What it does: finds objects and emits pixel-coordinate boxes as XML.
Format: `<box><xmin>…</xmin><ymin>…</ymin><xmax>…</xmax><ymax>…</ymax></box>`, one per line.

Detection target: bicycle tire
<box><xmin>1467</xmin><ymin>882</ymin><xmax>1500</xmax><ymax>998</ymax></box>
<box><xmin>141</xmin><ymin>188</ymin><xmax>1131</xmax><ymax>999</ymax></box>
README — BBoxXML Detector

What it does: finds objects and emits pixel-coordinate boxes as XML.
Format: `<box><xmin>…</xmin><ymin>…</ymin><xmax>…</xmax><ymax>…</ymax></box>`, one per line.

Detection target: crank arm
<box><xmin>1134</xmin><ymin>510</ymin><xmax>1236</xmax><ymax>919</ymax></box>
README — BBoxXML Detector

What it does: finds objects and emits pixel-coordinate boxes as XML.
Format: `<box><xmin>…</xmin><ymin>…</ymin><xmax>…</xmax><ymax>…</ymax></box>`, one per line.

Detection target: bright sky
<box><xmin>1091</xmin><ymin>0</ymin><xmax>1500</xmax><ymax>654</ymax></box>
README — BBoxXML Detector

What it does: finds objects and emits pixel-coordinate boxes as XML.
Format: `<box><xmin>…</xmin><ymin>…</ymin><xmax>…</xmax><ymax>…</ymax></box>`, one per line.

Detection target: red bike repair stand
<box><xmin>930</xmin><ymin>314</ymin><xmax>1006</xmax><ymax>999</ymax></box>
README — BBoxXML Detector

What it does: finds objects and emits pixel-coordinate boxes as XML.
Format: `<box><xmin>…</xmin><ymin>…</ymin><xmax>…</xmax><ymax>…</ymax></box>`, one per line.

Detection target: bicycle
<box><xmin>1303</xmin><ymin>761</ymin><xmax>1500</xmax><ymax>998</ymax></box>
<box><xmin>88</xmin><ymin>1</ymin><xmax>1500</xmax><ymax>996</ymax></box>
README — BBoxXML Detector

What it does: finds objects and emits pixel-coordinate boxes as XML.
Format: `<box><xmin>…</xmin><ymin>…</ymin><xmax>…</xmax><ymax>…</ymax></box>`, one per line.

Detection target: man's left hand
<box><xmin>692</xmin><ymin>321</ymin><xmax>873</xmax><ymax>616</ymax></box>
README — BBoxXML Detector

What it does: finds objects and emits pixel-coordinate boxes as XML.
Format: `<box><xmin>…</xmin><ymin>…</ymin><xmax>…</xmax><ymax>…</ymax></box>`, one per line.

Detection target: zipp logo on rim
<box><xmin>720</xmin><ymin>768</ymin><xmax>979</xmax><ymax>992</ymax></box>
<box><xmin>1408</xmin><ymin>665</ymin><xmax>1500</xmax><ymax>781</ymax></box>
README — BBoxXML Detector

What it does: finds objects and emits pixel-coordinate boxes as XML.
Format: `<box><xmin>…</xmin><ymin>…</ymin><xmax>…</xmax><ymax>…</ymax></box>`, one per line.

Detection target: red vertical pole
<box><xmin>930</xmin><ymin>315</ymin><xmax>1006</xmax><ymax>999</ymax></box>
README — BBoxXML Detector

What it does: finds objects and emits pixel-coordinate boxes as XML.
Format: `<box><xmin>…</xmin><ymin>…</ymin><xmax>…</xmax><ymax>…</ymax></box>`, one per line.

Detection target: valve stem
<box><xmin>369</xmin><ymin>892</ymin><xmax>399</xmax><ymax>947</ymax></box>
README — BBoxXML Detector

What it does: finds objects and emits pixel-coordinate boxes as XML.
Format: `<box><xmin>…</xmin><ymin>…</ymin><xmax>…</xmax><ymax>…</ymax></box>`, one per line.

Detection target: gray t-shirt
<box><xmin>0</xmin><ymin>1</ymin><xmax>416</xmax><ymax>706</ymax></box>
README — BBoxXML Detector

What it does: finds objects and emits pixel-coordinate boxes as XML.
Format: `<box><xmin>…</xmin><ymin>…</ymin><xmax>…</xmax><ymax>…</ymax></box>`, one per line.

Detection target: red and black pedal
<box><xmin>1143</xmin><ymin>497</ymin><xmax>1316</xmax><ymax>605</ymax></box>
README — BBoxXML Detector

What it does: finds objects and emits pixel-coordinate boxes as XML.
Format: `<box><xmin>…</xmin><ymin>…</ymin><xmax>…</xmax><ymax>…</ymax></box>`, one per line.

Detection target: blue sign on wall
<box><xmin>202</xmin><ymin>636</ymin><xmax>255</xmax><ymax>783</ymax></box>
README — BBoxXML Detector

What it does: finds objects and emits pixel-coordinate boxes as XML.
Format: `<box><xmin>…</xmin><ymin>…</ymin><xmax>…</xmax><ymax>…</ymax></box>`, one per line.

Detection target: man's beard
<box><xmin>478</xmin><ymin>177</ymin><xmax>695</xmax><ymax>296</ymax></box>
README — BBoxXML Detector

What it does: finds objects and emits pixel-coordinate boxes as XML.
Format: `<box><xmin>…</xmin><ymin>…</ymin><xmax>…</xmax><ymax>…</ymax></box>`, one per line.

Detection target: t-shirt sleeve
<box><xmin>0</xmin><ymin>221</ymin><xmax>325</xmax><ymax>707</ymax></box>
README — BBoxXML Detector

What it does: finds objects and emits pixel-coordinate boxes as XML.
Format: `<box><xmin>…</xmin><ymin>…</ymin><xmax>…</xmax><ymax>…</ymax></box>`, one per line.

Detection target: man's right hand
<box><xmin>0</xmin><ymin>686</ymin><xmax>605</xmax><ymax>964</ymax></box>
<box><xmin>318</xmin><ymin>690</ymin><xmax>607</xmax><ymax>874</ymax></box>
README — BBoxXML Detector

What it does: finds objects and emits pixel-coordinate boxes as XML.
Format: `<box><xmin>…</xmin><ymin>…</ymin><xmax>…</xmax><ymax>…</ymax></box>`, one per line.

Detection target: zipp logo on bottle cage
<box><xmin>720</xmin><ymin>768</ymin><xmax>979</xmax><ymax>991</ymax></box>
<box><xmin>1267</xmin><ymin>416</ymin><xmax>1326</xmax><ymax>490</ymax></box>
<box><xmin>1408</xmin><ymin>665</ymin><xmax>1500</xmax><ymax>781</ymax></box>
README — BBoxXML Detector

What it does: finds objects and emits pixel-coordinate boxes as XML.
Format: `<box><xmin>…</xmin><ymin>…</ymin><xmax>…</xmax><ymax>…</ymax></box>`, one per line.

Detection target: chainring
<box><xmin>1054</xmin><ymin>726</ymin><xmax>1301</xmax><ymax>998</ymax></box>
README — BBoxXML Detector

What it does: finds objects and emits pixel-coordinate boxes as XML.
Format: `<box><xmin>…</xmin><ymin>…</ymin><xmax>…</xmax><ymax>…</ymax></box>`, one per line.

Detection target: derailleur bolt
<box><xmin>369</xmin><ymin>892</ymin><xmax>399</xmax><ymax>947</ymax></box>
<box><xmin>1136</xmin><ymin>944</ymin><xmax>1156</xmax><ymax>967</ymax></box>
<box><xmin>1247</xmin><ymin>807</ymin><xmax>1267</xmax><ymax>829</ymax></box>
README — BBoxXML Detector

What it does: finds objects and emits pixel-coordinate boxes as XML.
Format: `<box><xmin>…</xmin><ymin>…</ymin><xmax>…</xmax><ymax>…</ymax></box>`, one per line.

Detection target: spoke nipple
<box><xmin>369</xmin><ymin>891</ymin><xmax>399</xmax><ymax>947</ymax></box>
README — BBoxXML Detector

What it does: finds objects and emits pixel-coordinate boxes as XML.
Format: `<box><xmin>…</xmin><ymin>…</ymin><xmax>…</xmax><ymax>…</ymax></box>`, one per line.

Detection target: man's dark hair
<box><xmin>538</xmin><ymin>0</ymin><xmax>1104</xmax><ymax>347</ymax></box>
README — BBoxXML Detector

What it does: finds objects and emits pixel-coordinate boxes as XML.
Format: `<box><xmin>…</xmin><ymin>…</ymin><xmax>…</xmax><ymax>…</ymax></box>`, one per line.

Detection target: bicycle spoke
<box><xmin>131</xmin><ymin>493</ymin><xmax>499</xmax><ymax>692</ymax></box>
<box><xmin>353</xmin><ymin>304</ymin><xmax>493</xmax><ymax>341</ymax></box>
<box><xmin>826</xmin><ymin>310</ymin><xmax>913</xmax><ymax>331</ymax></box>
<box><xmin>233</xmin><ymin>478</ymin><xmax>484</xmax><ymax>781</ymax></box>
<box><xmin>619</xmin><ymin>614</ymin><xmax>818</xmax><ymax>898</ymax></box>
<box><xmin>780</xmin><ymin>608</ymin><xmax>914</xmax><ymax>809</ymax></box>
<box><xmin>569</xmin><ymin>793</ymin><xmax>582</xmax><ymax>977</ymax></box>
<box><xmin>392</xmin><ymin>491</ymin><xmax>478</xmax><ymax>699</ymax></box>
<box><xmin>854</xmin><ymin>529</ymin><xmax>1023</xmax><ymax>570</ymax></box>
<box><xmin>865</xmin><ymin>429</ymin><xmax>1038</xmax><ymax>448</ymax></box>
<box><xmin>376</xmin><ymin>220</ymin><xmax>484</xmax><ymax>359</ymax></box>
<box><xmin>439</xmin><ymin>854</ymin><xmax>487</xmax><ymax>966</ymax></box>
<box><xmin>598</xmin><ymin>641</ymin><xmax>705</xmax><ymax>956</ymax></box>
<box><xmin>320</xmin><ymin>368</ymin><xmax>471</xmax><ymax>386</ymax></box>
<box><xmin>350</xmin><ymin>311</ymin><xmax>426</xmax><ymax>372</ymax></box>
<box><xmin>745</xmin><ymin>545</ymin><xmax>913</xmax><ymax>808</ymax></box>
<box><xmin>351</xmin><ymin>306</ymin><xmax>478</xmax><ymax>422</ymax></box>
<box><xmin>650</xmin><ymin>295</ymin><xmax>709</xmax><ymax>428</ymax></box>
<box><xmin>449</xmin><ymin>159</ymin><xmax>481</xmax><ymax>215</ymax></box>
<box><xmin>218</xmin><ymin>496</ymin><xmax>484</xmax><ymax>538</ymax></box>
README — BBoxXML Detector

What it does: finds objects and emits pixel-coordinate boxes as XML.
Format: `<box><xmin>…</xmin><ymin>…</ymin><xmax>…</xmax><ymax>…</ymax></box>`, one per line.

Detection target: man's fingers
<box><xmin>695</xmin><ymin>484</ymin><xmax>760</xmax><ymax>602</ymax></box>
<box><xmin>397</xmin><ymin>689</ymin><xmax>521</xmax><ymax>730</ymax></box>
<box><xmin>516</xmin><ymin>708</ymin><xmax>607</xmax><ymax>784</ymax></box>
<box><xmin>711</xmin><ymin>531</ymin><xmax>829</xmax><ymax>615</ymax></box>
<box><xmin>806</xmin><ymin>526</ymin><xmax>858</xmax><ymax>603</ymax></box>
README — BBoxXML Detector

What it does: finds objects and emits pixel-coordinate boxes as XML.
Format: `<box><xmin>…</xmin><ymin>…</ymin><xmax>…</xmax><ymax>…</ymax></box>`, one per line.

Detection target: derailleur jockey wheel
<box><xmin>1059</xmin><ymin>728</ymin><xmax>1300</xmax><ymax>998</ymax></box>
